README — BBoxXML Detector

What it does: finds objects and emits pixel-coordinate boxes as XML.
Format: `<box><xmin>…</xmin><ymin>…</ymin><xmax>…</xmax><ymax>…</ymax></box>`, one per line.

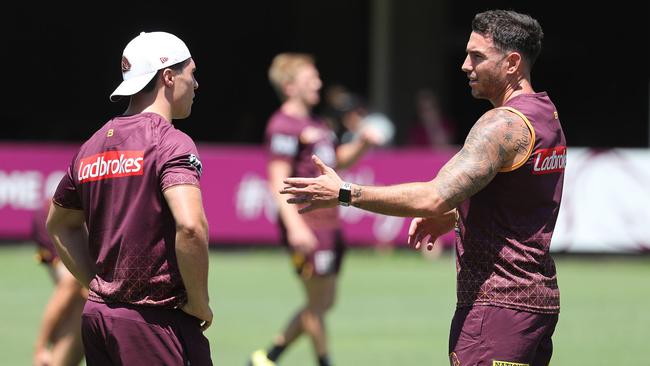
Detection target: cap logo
<box><xmin>121</xmin><ymin>56</ymin><xmax>131</xmax><ymax>72</ymax></box>
<box><xmin>160</xmin><ymin>57</ymin><xmax>169</xmax><ymax>64</ymax></box>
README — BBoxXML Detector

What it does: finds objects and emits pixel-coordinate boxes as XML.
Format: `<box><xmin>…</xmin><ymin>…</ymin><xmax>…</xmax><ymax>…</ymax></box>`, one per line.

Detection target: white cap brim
<box><xmin>109</xmin><ymin>70</ymin><xmax>158</xmax><ymax>102</ymax></box>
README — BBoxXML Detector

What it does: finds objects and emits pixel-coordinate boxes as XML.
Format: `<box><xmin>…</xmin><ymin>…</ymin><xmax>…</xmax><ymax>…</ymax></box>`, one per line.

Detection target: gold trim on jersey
<box><xmin>497</xmin><ymin>106</ymin><xmax>535</xmax><ymax>172</ymax></box>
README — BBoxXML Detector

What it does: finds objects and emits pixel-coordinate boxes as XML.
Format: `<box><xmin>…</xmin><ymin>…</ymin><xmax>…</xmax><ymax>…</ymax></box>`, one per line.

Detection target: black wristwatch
<box><xmin>338</xmin><ymin>182</ymin><xmax>352</xmax><ymax>207</ymax></box>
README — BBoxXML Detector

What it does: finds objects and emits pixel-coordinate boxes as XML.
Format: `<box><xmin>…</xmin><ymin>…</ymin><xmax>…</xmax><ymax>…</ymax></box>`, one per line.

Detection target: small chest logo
<box><xmin>77</xmin><ymin>151</ymin><xmax>144</xmax><ymax>183</ymax></box>
<box><xmin>270</xmin><ymin>134</ymin><xmax>298</xmax><ymax>156</ymax></box>
<box><xmin>532</xmin><ymin>146</ymin><xmax>566</xmax><ymax>175</ymax></box>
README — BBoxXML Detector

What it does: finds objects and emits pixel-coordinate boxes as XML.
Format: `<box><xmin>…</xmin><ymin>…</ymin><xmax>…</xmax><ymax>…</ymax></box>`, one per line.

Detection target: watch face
<box><xmin>339</xmin><ymin>185</ymin><xmax>352</xmax><ymax>206</ymax></box>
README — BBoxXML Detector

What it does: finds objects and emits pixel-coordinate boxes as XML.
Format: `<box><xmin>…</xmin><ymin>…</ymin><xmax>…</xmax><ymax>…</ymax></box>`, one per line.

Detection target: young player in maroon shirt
<box><xmin>47</xmin><ymin>31</ymin><xmax>213</xmax><ymax>365</ymax></box>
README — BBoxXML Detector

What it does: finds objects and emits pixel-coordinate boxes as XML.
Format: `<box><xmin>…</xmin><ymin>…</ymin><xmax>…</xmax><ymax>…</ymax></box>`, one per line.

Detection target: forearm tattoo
<box><xmin>352</xmin><ymin>186</ymin><xmax>362</xmax><ymax>208</ymax></box>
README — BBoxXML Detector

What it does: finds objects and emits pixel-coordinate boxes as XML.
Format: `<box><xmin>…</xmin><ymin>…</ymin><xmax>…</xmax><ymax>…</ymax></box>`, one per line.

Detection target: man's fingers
<box><xmin>409</xmin><ymin>231</ymin><xmax>422</xmax><ymax>249</ymax></box>
<box><xmin>311</xmin><ymin>155</ymin><xmax>328</xmax><ymax>174</ymax></box>
<box><xmin>298</xmin><ymin>204</ymin><xmax>317</xmax><ymax>214</ymax></box>
<box><xmin>408</xmin><ymin>217</ymin><xmax>423</xmax><ymax>236</ymax></box>
<box><xmin>409</xmin><ymin>225</ymin><xmax>426</xmax><ymax>247</ymax></box>
<box><xmin>284</xmin><ymin>177</ymin><xmax>312</xmax><ymax>186</ymax></box>
<box><xmin>408</xmin><ymin>218</ymin><xmax>441</xmax><ymax>251</ymax></box>
<box><xmin>287</xmin><ymin>195</ymin><xmax>310</xmax><ymax>204</ymax></box>
<box><xmin>280</xmin><ymin>186</ymin><xmax>308</xmax><ymax>195</ymax></box>
<box><xmin>408</xmin><ymin>235</ymin><xmax>419</xmax><ymax>248</ymax></box>
<box><xmin>408</xmin><ymin>220</ymin><xmax>417</xmax><ymax>236</ymax></box>
<box><xmin>416</xmin><ymin>233</ymin><xmax>431</xmax><ymax>250</ymax></box>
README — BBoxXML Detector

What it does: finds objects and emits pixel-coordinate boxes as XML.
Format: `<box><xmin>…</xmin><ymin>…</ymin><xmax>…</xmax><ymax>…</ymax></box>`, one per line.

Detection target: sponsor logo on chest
<box><xmin>532</xmin><ymin>146</ymin><xmax>566</xmax><ymax>175</ymax></box>
<box><xmin>77</xmin><ymin>151</ymin><xmax>144</xmax><ymax>183</ymax></box>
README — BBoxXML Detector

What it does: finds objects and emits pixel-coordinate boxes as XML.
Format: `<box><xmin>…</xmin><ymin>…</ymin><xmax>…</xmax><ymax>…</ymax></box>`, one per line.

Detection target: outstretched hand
<box><xmin>280</xmin><ymin>155</ymin><xmax>343</xmax><ymax>214</ymax></box>
<box><xmin>407</xmin><ymin>210</ymin><xmax>458</xmax><ymax>251</ymax></box>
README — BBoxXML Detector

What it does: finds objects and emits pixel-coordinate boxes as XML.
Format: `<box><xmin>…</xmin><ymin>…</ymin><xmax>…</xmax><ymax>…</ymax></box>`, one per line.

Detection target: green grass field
<box><xmin>1</xmin><ymin>244</ymin><xmax>649</xmax><ymax>365</ymax></box>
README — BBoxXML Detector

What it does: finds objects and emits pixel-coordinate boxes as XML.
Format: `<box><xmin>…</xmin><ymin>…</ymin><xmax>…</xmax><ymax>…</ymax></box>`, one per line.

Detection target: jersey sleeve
<box><xmin>52</xmin><ymin>155</ymin><xmax>83</xmax><ymax>210</ymax></box>
<box><xmin>157</xmin><ymin>130</ymin><xmax>202</xmax><ymax>192</ymax></box>
<box><xmin>265</xmin><ymin>114</ymin><xmax>301</xmax><ymax>161</ymax></box>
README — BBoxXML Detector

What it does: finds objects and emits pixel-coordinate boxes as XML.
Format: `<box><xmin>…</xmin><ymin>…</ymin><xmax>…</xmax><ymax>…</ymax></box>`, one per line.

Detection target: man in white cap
<box><xmin>46</xmin><ymin>31</ymin><xmax>213</xmax><ymax>365</ymax></box>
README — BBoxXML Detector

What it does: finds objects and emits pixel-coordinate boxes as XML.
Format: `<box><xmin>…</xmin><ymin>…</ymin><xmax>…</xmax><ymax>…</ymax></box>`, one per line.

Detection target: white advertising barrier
<box><xmin>551</xmin><ymin>148</ymin><xmax>650</xmax><ymax>253</ymax></box>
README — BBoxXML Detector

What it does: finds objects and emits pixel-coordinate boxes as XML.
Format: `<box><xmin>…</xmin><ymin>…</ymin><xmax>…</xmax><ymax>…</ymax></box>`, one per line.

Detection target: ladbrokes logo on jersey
<box><xmin>532</xmin><ymin>146</ymin><xmax>566</xmax><ymax>175</ymax></box>
<box><xmin>77</xmin><ymin>151</ymin><xmax>144</xmax><ymax>183</ymax></box>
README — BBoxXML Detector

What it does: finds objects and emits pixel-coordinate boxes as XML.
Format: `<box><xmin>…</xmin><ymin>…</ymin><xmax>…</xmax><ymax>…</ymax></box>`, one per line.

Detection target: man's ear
<box><xmin>283</xmin><ymin>81</ymin><xmax>296</xmax><ymax>98</ymax></box>
<box><xmin>161</xmin><ymin>68</ymin><xmax>175</xmax><ymax>87</ymax></box>
<box><xmin>505</xmin><ymin>52</ymin><xmax>522</xmax><ymax>75</ymax></box>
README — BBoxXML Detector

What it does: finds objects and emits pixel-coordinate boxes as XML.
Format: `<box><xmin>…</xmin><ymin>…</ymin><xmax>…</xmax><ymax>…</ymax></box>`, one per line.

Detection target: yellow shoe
<box><xmin>249</xmin><ymin>349</ymin><xmax>276</xmax><ymax>366</ymax></box>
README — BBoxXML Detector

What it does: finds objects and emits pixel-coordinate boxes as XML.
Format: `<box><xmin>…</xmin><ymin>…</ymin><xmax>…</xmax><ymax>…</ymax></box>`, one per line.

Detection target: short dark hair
<box><xmin>140</xmin><ymin>58</ymin><xmax>191</xmax><ymax>94</ymax></box>
<box><xmin>472</xmin><ymin>10</ymin><xmax>544</xmax><ymax>67</ymax></box>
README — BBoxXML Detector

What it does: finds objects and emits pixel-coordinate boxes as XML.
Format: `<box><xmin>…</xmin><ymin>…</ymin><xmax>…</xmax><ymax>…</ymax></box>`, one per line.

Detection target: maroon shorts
<box><xmin>283</xmin><ymin>229</ymin><xmax>345</xmax><ymax>278</ymax></box>
<box><xmin>81</xmin><ymin>300</ymin><xmax>212</xmax><ymax>366</ymax></box>
<box><xmin>449</xmin><ymin>305</ymin><xmax>558</xmax><ymax>366</ymax></box>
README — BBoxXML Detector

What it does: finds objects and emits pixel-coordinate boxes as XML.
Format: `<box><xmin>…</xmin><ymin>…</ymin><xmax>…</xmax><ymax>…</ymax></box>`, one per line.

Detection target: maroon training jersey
<box><xmin>456</xmin><ymin>92</ymin><xmax>565</xmax><ymax>314</ymax></box>
<box><xmin>265</xmin><ymin>110</ymin><xmax>339</xmax><ymax>231</ymax></box>
<box><xmin>53</xmin><ymin>112</ymin><xmax>203</xmax><ymax>307</ymax></box>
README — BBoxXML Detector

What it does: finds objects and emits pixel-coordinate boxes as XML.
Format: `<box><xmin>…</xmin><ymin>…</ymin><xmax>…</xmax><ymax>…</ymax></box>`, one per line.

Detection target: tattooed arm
<box><xmin>352</xmin><ymin>108</ymin><xmax>530</xmax><ymax>216</ymax></box>
<box><xmin>282</xmin><ymin>108</ymin><xmax>531</xmax><ymax>217</ymax></box>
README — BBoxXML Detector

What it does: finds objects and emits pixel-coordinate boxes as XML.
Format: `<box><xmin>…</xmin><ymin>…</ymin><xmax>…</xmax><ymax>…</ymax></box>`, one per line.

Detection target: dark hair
<box><xmin>472</xmin><ymin>10</ymin><xmax>544</xmax><ymax>67</ymax></box>
<box><xmin>140</xmin><ymin>58</ymin><xmax>191</xmax><ymax>94</ymax></box>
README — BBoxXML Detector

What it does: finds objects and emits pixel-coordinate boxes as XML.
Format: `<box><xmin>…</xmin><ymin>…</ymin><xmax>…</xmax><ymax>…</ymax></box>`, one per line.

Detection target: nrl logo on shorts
<box><xmin>188</xmin><ymin>154</ymin><xmax>203</xmax><ymax>176</ymax></box>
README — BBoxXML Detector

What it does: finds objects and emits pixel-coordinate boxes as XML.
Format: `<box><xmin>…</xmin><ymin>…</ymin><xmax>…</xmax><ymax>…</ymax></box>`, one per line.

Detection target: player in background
<box><xmin>33</xmin><ymin>197</ymin><xmax>86</xmax><ymax>366</ymax></box>
<box><xmin>281</xmin><ymin>10</ymin><xmax>565</xmax><ymax>365</ymax></box>
<box><xmin>248</xmin><ymin>53</ymin><xmax>383</xmax><ymax>366</ymax></box>
<box><xmin>46</xmin><ymin>31</ymin><xmax>213</xmax><ymax>365</ymax></box>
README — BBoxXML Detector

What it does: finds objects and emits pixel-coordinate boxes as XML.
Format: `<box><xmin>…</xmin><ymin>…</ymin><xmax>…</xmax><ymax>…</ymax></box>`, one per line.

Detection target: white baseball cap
<box><xmin>110</xmin><ymin>31</ymin><xmax>191</xmax><ymax>102</ymax></box>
